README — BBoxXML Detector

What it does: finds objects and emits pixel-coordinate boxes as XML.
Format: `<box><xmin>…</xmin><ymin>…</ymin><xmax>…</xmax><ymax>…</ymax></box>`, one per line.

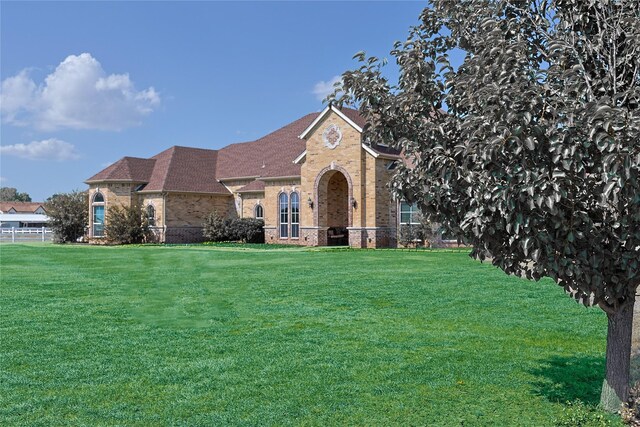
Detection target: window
<box><xmin>400</xmin><ymin>202</ymin><xmax>420</xmax><ymax>225</ymax></box>
<box><xmin>290</xmin><ymin>192</ymin><xmax>300</xmax><ymax>238</ymax></box>
<box><xmin>92</xmin><ymin>192</ymin><xmax>105</xmax><ymax>237</ymax></box>
<box><xmin>255</xmin><ymin>204</ymin><xmax>264</xmax><ymax>220</ymax></box>
<box><xmin>279</xmin><ymin>193</ymin><xmax>288</xmax><ymax>238</ymax></box>
<box><xmin>146</xmin><ymin>204</ymin><xmax>156</xmax><ymax>226</ymax></box>
<box><xmin>93</xmin><ymin>192</ymin><xmax>104</xmax><ymax>203</ymax></box>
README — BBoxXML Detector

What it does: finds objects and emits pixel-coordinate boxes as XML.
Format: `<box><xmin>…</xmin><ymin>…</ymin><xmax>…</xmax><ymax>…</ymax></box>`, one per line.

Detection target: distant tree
<box><xmin>45</xmin><ymin>191</ymin><xmax>88</xmax><ymax>243</ymax></box>
<box><xmin>104</xmin><ymin>204</ymin><xmax>150</xmax><ymax>245</ymax></box>
<box><xmin>333</xmin><ymin>0</ymin><xmax>639</xmax><ymax>411</ymax></box>
<box><xmin>0</xmin><ymin>187</ymin><xmax>32</xmax><ymax>202</ymax></box>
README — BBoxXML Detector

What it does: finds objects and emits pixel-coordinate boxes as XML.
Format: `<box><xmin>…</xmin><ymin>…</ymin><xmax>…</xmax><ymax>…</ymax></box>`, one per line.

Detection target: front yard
<box><xmin>0</xmin><ymin>244</ymin><xmax>617</xmax><ymax>425</ymax></box>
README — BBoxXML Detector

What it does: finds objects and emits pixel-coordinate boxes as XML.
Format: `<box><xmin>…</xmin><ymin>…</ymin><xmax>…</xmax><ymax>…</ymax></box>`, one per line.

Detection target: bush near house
<box><xmin>398</xmin><ymin>214</ymin><xmax>447</xmax><ymax>248</ymax></box>
<box><xmin>203</xmin><ymin>211</ymin><xmax>264</xmax><ymax>243</ymax></box>
<box><xmin>45</xmin><ymin>190</ymin><xmax>88</xmax><ymax>243</ymax></box>
<box><xmin>103</xmin><ymin>204</ymin><xmax>150</xmax><ymax>244</ymax></box>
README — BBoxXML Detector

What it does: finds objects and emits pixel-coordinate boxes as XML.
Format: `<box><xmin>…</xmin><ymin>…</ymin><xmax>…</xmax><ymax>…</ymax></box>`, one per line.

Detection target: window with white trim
<box><xmin>400</xmin><ymin>202</ymin><xmax>420</xmax><ymax>225</ymax></box>
<box><xmin>290</xmin><ymin>192</ymin><xmax>300</xmax><ymax>238</ymax></box>
<box><xmin>146</xmin><ymin>204</ymin><xmax>156</xmax><ymax>226</ymax></box>
<box><xmin>255</xmin><ymin>204</ymin><xmax>264</xmax><ymax>220</ymax></box>
<box><xmin>279</xmin><ymin>193</ymin><xmax>288</xmax><ymax>238</ymax></box>
<box><xmin>92</xmin><ymin>192</ymin><xmax>105</xmax><ymax>237</ymax></box>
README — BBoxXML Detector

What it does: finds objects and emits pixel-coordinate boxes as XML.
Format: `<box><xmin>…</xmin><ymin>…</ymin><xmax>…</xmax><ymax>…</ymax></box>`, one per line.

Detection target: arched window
<box><xmin>92</xmin><ymin>192</ymin><xmax>105</xmax><ymax>237</ymax></box>
<box><xmin>255</xmin><ymin>204</ymin><xmax>264</xmax><ymax>220</ymax></box>
<box><xmin>279</xmin><ymin>193</ymin><xmax>288</xmax><ymax>238</ymax></box>
<box><xmin>290</xmin><ymin>192</ymin><xmax>300</xmax><ymax>238</ymax></box>
<box><xmin>146</xmin><ymin>204</ymin><xmax>156</xmax><ymax>226</ymax></box>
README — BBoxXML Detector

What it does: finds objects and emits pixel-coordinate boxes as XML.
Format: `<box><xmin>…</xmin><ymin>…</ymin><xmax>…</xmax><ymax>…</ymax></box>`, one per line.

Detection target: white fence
<box><xmin>0</xmin><ymin>227</ymin><xmax>53</xmax><ymax>243</ymax></box>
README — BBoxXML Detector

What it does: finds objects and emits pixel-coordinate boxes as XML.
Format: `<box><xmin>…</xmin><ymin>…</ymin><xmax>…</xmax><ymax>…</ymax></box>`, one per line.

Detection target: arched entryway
<box><xmin>314</xmin><ymin>166</ymin><xmax>352</xmax><ymax>246</ymax></box>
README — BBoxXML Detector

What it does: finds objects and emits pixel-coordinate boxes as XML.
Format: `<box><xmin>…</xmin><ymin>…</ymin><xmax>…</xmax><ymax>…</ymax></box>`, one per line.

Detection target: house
<box><xmin>85</xmin><ymin>105</ymin><xmax>417</xmax><ymax>247</ymax></box>
<box><xmin>0</xmin><ymin>202</ymin><xmax>49</xmax><ymax>228</ymax></box>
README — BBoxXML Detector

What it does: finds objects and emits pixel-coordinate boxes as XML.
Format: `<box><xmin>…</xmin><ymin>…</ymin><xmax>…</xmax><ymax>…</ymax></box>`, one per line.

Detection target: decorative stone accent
<box><xmin>322</xmin><ymin>124</ymin><xmax>342</xmax><ymax>149</ymax></box>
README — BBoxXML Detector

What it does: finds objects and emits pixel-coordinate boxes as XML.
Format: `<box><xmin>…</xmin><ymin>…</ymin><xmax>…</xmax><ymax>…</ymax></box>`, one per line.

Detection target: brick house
<box><xmin>85</xmin><ymin>105</ymin><xmax>416</xmax><ymax>247</ymax></box>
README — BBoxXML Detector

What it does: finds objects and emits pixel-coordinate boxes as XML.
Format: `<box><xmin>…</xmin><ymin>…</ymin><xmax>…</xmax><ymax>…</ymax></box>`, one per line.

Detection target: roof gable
<box><xmin>299</xmin><ymin>105</ymin><xmax>365</xmax><ymax>139</ymax></box>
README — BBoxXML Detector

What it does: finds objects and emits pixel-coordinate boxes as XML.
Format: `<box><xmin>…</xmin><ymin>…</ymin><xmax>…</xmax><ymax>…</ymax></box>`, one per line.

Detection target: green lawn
<box><xmin>0</xmin><ymin>244</ymin><xmax>619</xmax><ymax>426</ymax></box>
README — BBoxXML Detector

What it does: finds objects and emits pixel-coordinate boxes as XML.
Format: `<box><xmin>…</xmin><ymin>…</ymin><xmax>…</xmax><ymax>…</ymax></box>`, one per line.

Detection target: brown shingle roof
<box><xmin>236</xmin><ymin>180</ymin><xmax>265</xmax><ymax>193</ymax></box>
<box><xmin>341</xmin><ymin>107</ymin><xmax>367</xmax><ymax>129</ymax></box>
<box><xmin>86</xmin><ymin>157</ymin><xmax>155</xmax><ymax>183</ymax></box>
<box><xmin>142</xmin><ymin>146</ymin><xmax>229</xmax><ymax>194</ymax></box>
<box><xmin>0</xmin><ymin>202</ymin><xmax>46</xmax><ymax>214</ymax></box>
<box><xmin>215</xmin><ymin>113</ymin><xmax>316</xmax><ymax>180</ymax></box>
<box><xmin>85</xmin><ymin>107</ymin><xmax>368</xmax><ymax>194</ymax></box>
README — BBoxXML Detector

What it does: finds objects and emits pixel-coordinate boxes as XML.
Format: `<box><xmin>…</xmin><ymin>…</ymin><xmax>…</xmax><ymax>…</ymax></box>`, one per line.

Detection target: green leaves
<box><xmin>338</xmin><ymin>0</ymin><xmax>640</xmax><ymax>315</ymax></box>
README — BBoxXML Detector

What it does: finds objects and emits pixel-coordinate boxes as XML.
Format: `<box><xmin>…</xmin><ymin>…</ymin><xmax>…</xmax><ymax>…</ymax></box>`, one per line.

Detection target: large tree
<box><xmin>332</xmin><ymin>0</ymin><xmax>640</xmax><ymax>411</ymax></box>
<box><xmin>0</xmin><ymin>187</ymin><xmax>32</xmax><ymax>202</ymax></box>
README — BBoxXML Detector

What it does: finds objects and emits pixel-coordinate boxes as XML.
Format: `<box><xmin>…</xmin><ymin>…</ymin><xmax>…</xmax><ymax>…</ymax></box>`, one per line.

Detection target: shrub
<box><xmin>104</xmin><ymin>204</ymin><xmax>150</xmax><ymax>244</ymax></box>
<box><xmin>203</xmin><ymin>212</ymin><xmax>264</xmax><ymax>243</ymax></box>
<box><xmin>45</xmin><ymin>191</ymin><xmax>88</xmax><ymax>243</ymax></box>
<box><xmin>398</xmin><ymin>214</ymin><xmax>443</xmax><ymax>248</ymax></box>
<box><xmin>229</xmin><ymin>218</ymin><xmax>264</xmax><ymax>243</ymax></box>
<box><xmin>203</xmin><ymin>211</ymin><xmax>231</xmax><ymax>242</ymax></box>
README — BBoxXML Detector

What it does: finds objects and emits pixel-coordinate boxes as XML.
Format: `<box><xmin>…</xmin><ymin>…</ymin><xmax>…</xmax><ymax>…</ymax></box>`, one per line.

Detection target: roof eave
<box><xmin>260</xmin><ymin>175</ymin><xmax>301</xmax><ymax>181</ymax></box>
<box><xmin>217</xmin><ymin>175</ymin><xmax>261</xmax><ymax>182</ymax></box>
<box><xmin>292</xmin><ymin>151</ymin><xmax>307</xmax><ymax>164</ymax></box>
<box><xmin>85</xmin><ymin>179</ymin><xmax>149</xmax><ymax>184</ymax></box>
<box><xmin>361</xmin><ymin>143</ymin><xmax>402</xmax><ymax>160</ymax></box>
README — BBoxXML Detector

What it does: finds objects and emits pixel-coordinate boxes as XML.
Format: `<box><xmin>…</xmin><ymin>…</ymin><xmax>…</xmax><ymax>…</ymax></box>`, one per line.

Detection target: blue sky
<box><xmin>1</xmin><ymin>1</ymin><xmax>427</xmax><ymax>201</ymax></box>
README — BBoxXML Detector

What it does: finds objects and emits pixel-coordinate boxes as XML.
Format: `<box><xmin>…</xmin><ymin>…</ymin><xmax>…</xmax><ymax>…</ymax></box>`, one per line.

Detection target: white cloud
<box><xmin>0</xmin><ymin>176</ymin><xmax>6</xmax><ymax>183</ymax></box>
<box><xmin>312</xmin><ymin>75</ymin><xmax>342</xmax><ymax>101</ymax></box>
<box><xmin>1</xmin><ymin>138</ymin><xmax>80</xmax><ymax>161</ymax></box>
<box><xmin>0</xmin><ymin>53</ymin><xmax>160</xmax><ymax>131</ymax></box>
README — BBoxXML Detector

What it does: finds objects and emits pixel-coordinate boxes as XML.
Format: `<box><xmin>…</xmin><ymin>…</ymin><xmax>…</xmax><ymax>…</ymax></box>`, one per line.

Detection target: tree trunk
<box><xmin>601</xmin><ymin>297</ymin><xmax>635</xmax><ymax>412</ymax></box>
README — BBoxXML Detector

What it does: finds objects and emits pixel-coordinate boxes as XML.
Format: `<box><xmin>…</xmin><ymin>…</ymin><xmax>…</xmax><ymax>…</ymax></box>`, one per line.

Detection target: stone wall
<box><xmin>164</xmin><ymin>226</ymin><xmax>208</xmax><ymax>244</ymax></box>
<box><xmin>138</xmin><ymin>194</ymin><xmax>165</xmax><ymax>228</ymax></box>
<box><xmin>165</xmin><ymin>193</ymin><xmax>235</xmax><ymax>227</ymax></box>
<box><xmin>240</xmin><ymin>193</ymin><xmax>264</xmax><ymax>219</ymax></box>
<box><xmin>219</xmin><ymin>179</ymin><xmax>254</xmax><ymax>217</ymax></box>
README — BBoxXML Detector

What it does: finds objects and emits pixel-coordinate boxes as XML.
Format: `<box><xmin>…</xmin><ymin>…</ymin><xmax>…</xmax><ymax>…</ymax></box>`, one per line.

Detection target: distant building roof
<box><xmin>0</xmin><ymin>202</ymin><xmax>47</xmax><ymax>214</ymax></box>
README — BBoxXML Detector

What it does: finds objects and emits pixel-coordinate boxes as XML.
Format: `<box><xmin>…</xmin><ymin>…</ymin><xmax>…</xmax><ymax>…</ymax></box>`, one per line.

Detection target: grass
<box><xmin>0</xmin><ymin>244</ymin><xmax>620</xmax><ymax>426</ymax></box>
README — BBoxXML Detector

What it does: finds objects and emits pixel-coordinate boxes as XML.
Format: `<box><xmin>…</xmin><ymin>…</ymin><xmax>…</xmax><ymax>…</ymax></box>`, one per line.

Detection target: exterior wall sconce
<box><xmin>307</xmin><ymin>196</ymin><xmax>314</xmax><ymax>209</ymax></box>
<box><xmin>351</xmin><ymin>198</ymin><xmax>357</xmax><ymax>209</ymax></box>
